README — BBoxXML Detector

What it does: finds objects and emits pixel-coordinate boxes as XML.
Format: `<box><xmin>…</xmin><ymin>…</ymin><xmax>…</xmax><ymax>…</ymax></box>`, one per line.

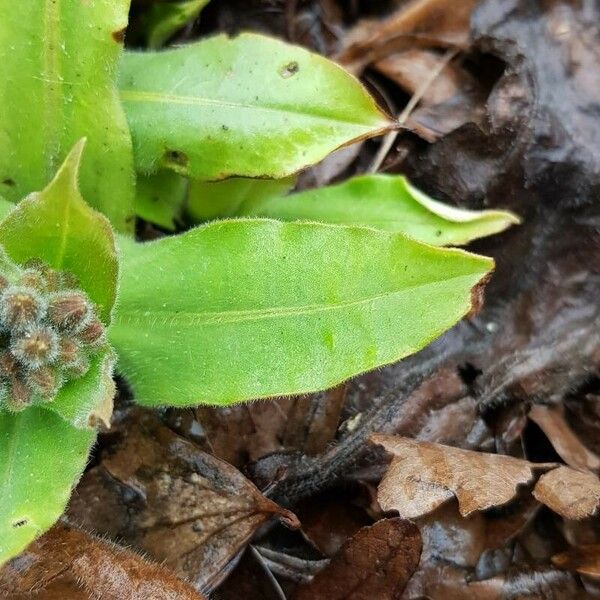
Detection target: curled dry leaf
<box><xmin>552</xmin><ymin>544</ymin><xmax>600</xmax><ymax>578</ymax></box>
<box><xmin>292</xmin><ymin>518</ymin><xmax>422</xmax><ymax>600</ymax></box>
<box><xmin>338</xmin><ymin>0</ymin><xmax>477</xmax><ymax>72</ymax></box>
<box><xmin>374</xmin><ymin>49</ymin><xmax>485</xmax><ymax>142</ymax></box>
<box><xmin>371</xmin><ymin>435</ymin><xmax>553</xmax><ymax>518</ymax></box>
<box><xmin>68</xmin><ymin>409</ymin><xmax>299</xmax><ymax>593</ymax></box>
<box><xmin>528</xmin><ymin>404</ymin><xmax>600</xmax><ymax>472</ymax></box>
<box><xmin>533</xmin><ymin>466</ymin><xmax>600</xmax><ymax>520</ymax></box>
<box><xmin>0</xmin><ymin>522</ymin><xmax>205</xmax><ymax>600</ymax></box>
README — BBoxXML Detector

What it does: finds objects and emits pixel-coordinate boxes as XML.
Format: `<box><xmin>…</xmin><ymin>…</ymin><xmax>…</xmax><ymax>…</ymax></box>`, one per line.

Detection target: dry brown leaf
<box><xmin>297</xmin><ymin>495</ymin><xmax>370</xmax><ymax>557</ymax></box>
<box><xmin>403</xmin><ymin>563</ymin><xmax>588</xmax><ymax>600</ymax></box>
<box><xmin>371</xmin><ymin>435</ymin><xmax>553</xmax><ymax>518</ymax></box>
<box><xmin>374</xmin><ymin>48</ymin><xmax>485</xmax><ymax>142</ymax></box>
<box><xmin>292</xmin><ymin>518</ymin><xmax>422</xmax><ymax>600</ymax></box>
<box><xmin>533</xmin><ymin>466</ymin><xmax>600</xmax><ymax>520</ymax></box>
<box><xmin>178</xmin><ymin>386</ymin><xmax>346</xmax><ymax>468</ymax></box>
<box><xmin>338</xmin><ymin>0</ymin><xmax>477</xmax><ymax>72</ymax></box>
<box><xmin>375</xmin><ymin>49</ymin><xmax>471</xmax><ymax>105</ymax></box>
<box><xmin>552</xmin><ymin>544</ymin><xmax>600</xmax><ymax>578</ymax></box>
<box><xmin>68</xmin><ymin>409</ymin><xmax>299</xmax><ymax>593</ymax></box>
<box><xmin>0</xmin><ymin>522</ymin><xmax>205</xmax><ymax>600</ymax></box>
<box><xmin>529</xmin><ymin>404</ymin><xmax>600</xmax><ymax>472</ymax></box>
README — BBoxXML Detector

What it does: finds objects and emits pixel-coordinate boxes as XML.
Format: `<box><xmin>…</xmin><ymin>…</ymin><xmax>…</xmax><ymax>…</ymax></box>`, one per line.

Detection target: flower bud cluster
<box><xmin>0</xmin><ymin>259</ymin><xmax>105</xmax><ymax>411</ymax></box>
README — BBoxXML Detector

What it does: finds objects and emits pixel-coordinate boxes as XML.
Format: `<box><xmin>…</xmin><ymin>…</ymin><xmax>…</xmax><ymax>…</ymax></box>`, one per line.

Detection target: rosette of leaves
<box><xmin>0</xmin><ymin>0</ymin><xmax>514</xmax><ymax>570</ymax></box>
<box><xmin>0</xmin><ymin>141</ymin><xmax>497</xmax><ymax>566</ymax></box>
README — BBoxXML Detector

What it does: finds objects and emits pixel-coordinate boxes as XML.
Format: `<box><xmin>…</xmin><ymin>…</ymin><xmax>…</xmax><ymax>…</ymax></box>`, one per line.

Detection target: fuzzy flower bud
<box><xmin>10</xmin><ymin>326</ymin><xmax>59</xmax><ymax>369</ymax></box>
<box><xmin>0</xmin><ymin>287</ymin><xmax>46</xmax><ymax>332</ymax></box>
<box><xmin>48</xmin><ymin>291</ymin><xmax>91</xmax><ymax>332</ymax></box>
<box><xmin>0</xmin><ymin>260</ymin><xmax>107</xmax><ymax>411</ymax></box>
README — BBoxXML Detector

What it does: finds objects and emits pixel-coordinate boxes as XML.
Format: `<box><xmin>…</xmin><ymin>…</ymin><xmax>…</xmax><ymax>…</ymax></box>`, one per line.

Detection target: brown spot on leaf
<box><xmin>112</xmin><ymin>28</ymin><xmax>126</xmax><ymax>43</ymax></box>
<box><xmin>164</xmin><ymin>149</ymin><xmax>189</xmax><ymax>168</ymax></box>
<box><xmin>279</xmin><ymin>61</ymin><xmax>300</xmax><ymax>78</ymax></box>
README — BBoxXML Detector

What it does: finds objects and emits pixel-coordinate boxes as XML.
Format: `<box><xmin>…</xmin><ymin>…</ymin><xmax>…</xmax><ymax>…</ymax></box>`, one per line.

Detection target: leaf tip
<box><xmin>48</xmin><ymin>138</ymin><xmax>88</xmax><ymax>194</ymax></box>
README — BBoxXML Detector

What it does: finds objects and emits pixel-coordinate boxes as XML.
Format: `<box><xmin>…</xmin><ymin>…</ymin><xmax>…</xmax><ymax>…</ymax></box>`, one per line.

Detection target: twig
<box><xmin>368</xmin><ymin>47</ymin><xmax>460</xmax><ymax>174</ymax></box>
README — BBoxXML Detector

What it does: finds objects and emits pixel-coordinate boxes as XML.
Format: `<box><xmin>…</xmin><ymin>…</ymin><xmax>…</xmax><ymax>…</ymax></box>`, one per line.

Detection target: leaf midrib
<box><xmin>119</xmin><ymin>89</ymin><xmax>386</xmax><ymax>130</ymax></box>
<box><xmin>43</xmin><ymin>0</ymin><xmax>62</xmax><ymax>179</ymax></box>
<box><xmin>114</xmin><ymin>274</ymin><xmax>481</xmax><ymax>328</ymax></box>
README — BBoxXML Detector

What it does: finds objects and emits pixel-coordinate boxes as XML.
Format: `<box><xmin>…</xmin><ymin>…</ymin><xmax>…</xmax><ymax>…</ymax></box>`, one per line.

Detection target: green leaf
<box><xmin>217</xmin><ymin>175</ymin><xmax>521</xmax><ymax>246</ymax></box>
<box><xmin>0</xmin><ymin>408</ymin><xmax>95</xmax><ymax>567</ymax></box>
<box><xmin>188</xmin><ymin>176</ymin><xmax>295</xmax><ymax>222</ymax></box>
<box><xmin>143</xmin><ymin>0</ymin><xmax>210</xmax><ymax>48</ymax></box>
<box><xmin>0</xmin><ymin>141</ymin><xmax>119</xmax><ymax>324</ymax></box>
<box><xmin>0</xmin><ymin>0</ymin><xmax>135</xmax><ymax>231</ymax></box>
<box><xmin>119</xmin><ymin>33</ymin><xmax>392</xmax><ymax>180</ymax></box>
<box><xmin>135</xmin><ymin>171</ymin><xmax>188</xmax><ymax>230</ymax></box>
<box><xmin>50</xmin><ymin>351</ymin><xmax>116</xmax><ymax>429</ymax></box>
<box><xmin>110</xmin><ymin>219</ymin><xmax>492</xmax><ymax>406</ymax></box>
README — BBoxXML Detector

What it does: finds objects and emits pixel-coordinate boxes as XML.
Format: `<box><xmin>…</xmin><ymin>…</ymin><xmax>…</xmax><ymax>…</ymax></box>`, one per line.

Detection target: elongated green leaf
<box><xmin>188</xmin><ymin>176</ymin><xmax>295</xmax><ymax>222</ymax></box>
<box><xmin>0</xmin><ymin>0</ymin><xmax>135</xmax><ymax>231</ymax></box>
<box><xmin>0</xmin><ymin>408</ymin><xmax>95</xmax><ymax>566</ymax></box>
<box><xmin>110</xmin><ymin>220</ymin><xmax>493</xmax><ymax>406</ymax></box>
<box><xmin>0</xmin><ymin>141</ymin><xmax>118</xmax><ymax>323</ymax></box>
<box><xmin>207</xmin><ymin>175</ymin><xmax>520</xmax><ymax>246</ymax></box>
<box><xmin>119</xmin><ymin>33</ymin><xmax>392</xmax><ymax>180</ymax></box>
<box><xmin>144</xmin><ymin>0</ymin><xmax>210</xmax><ymax>48</ymax></box>
<box><xmin>135</xmin><ymin>171</ymin><xmax>188</xmax><ymax>230</ymax></box>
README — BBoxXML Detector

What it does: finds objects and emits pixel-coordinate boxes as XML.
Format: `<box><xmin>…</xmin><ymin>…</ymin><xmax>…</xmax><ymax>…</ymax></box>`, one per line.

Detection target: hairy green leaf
<box><xmin>135</xmin><ymin>171</ymin><xmax>188</xmax><ymax>230</ymax></box>
<box><xmin>50</xmin><ymin>351</ymin><xmax>116</xmax><ymax>429</ymax></box>
<box><xmin>119</xmin><ymin>33</ymin><xmax>392</xmax><ymax>180</ymax></box>
<box><xmin>110</xmin><ymin>220</ymin><xmax>492</xmax><ymax>406</ymax></box>
<box><xmin>205</xmin><ymin>175</ymin><xmax>520</xmax><ymax>245</ymax></box>
<box><xmin>188</xmin><ymin>177</ymin><xmax>295</xmax><ymax>222</ymax></box>
<box><xmin>0</xmin><ymin>141</ymin><xmax>119</xmax><ymax>323</ymax></box>
<box><xmin>0</xmin><ymin>0</ymin><xmax>135</xmax><ymax>231</ymax></box>
<box><xmin>0</xmin><ymin>408</ymin><xmax>95</xmax><ymax>567</ymax></box>
<box><xmin>143</xmin><ymin>0</ymin><xmax>210</xmax><ymax>48</ymax></box>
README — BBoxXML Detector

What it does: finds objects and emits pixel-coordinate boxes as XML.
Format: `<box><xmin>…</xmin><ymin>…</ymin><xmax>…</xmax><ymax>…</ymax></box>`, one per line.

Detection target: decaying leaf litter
<box><xmin>3</xmin><ymin>0</ymin><xmax>600</xmax><ymax>597</ymax></box>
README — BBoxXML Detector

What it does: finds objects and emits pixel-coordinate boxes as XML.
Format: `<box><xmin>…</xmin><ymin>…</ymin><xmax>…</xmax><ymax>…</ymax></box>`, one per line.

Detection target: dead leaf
<box><xmin>376</xmin><ymin>48</ymin><xmax>485</xmax><ymax>142</ymax></box>
<box><xmin>533</xmin><ymin>466</ymin><xmax>600</xmax><ymax>520</ymax></box>
<box><xmin>293</xmin><ymin>518</ymin><xmax>422</xmax><ymax>600</ymax></box>
<box><xmin>371</xmin><ymin>435</ymin><xmax>553</xmax><ymax>518</ymax></box>
<box><xmin>0</xmin><ymin>522</ymin><xmax>205</xmax><ymax>600</ymax></box>
<box><xmin>552</xmin><ymin>544</ymin><xmax>600</xmax><ymax>578</ymax></box>
<box><xmin>173</xmin><ymin>386</ymin><xmax>346</xmax><ymax>469</ymax></box>
<box><xmin>296</xmin><ymin>494</ymin><xmax>371</xmax><ymax>556</ymax></box>
<box><xmin>528</xmin><ymin>404</ymin><xmax>600</xmax><ymax>472</ymax></box>
<box><xmin>376</xmin><ymin>49</ymin><xmax>469</xmax><ymax>105</ymax></box>
<box><xmin>68</xmin><ymin>409</ymin><xmax>299</xmax><ymax>593</ymax></box>
<box><xmin>338</xmin><ymin>0</ymin><xmax>478</xmax><ymax>72</ymax></box>
<box><xmin>403</xmin><ymin>563</ymin><xmax>590</xmax><ymax>599</ymax></box>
